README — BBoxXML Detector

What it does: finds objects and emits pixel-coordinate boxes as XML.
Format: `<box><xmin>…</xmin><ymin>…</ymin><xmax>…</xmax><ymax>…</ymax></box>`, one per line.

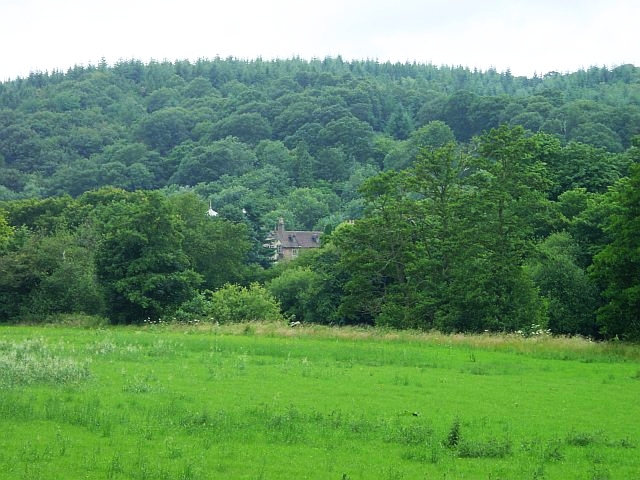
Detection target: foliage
<box><xmin>1</xmin><ymin>58</ymin><xmax>640</xmax><ymax>336</ymax></box>
<box><xmin>330</xmin><ymin>129</ymin><xmax>551</xmax><ymax>332</ymax></box>
<box><xmin>2</xmin><ymin>59</ymin><xmax>640</xmax><ymax>202</ymax></box>
<box><xmin>527</xmin><ymin>232</ymin><xmax>599</xmax><ymax>336</ymax></box>
<box><xmin>92</xmin><ymin>190</ymin><xmax>202</xmax><ymax>323</ymax></box>
<box><xmin>0</xmin><ymin>210</ymin><xmax>12</xmax><ymax>252</ymax></box>
<box><xmin>166</xmin><ymin>191</ymin><xmax>252</xmax><ymax>289</ymax></box>
<box><xmin>0</xmin><ymin>228</ymin><xmax>104</xmax><ymax>321</ymax></box>
<box><xmin>194</xmin><ymin>283</ymin><xmax>283</xmax><ymax>323</ymax></box>
<box><xmin>0</xmin><ymin>337</ymin><xmax>90</xmax><ymax>387</ymax></box>
<box><xmin>591</xmin><ymin>165</ymin><xmax>640</xmax><ymax>340</ymax></box>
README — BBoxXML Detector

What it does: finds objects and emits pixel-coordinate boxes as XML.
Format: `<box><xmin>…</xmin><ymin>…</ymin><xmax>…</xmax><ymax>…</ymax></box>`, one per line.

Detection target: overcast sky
<box><xmin>1</xmin><ymin>0</ymin><xmax>638</xmax><ymax>81</ymax></box>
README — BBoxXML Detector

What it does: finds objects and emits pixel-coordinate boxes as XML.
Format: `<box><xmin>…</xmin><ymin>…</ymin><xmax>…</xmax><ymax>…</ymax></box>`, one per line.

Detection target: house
<box><xmin>267</xmin><ymin>218</ymin><xmax>322</xmax><ymax>261</ymax></box>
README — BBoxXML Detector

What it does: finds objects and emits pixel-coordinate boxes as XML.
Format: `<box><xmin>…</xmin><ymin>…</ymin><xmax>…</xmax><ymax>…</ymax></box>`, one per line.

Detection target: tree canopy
<box><xmin>1</xmin><ymin>58</ymin><xmax>639</xmax><ymax>337</ymax></box>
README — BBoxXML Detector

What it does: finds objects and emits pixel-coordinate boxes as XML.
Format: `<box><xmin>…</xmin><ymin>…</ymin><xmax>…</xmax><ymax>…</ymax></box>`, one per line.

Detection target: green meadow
<box><xmin>1</xmin><ymin>322</ymin><xmax>639</xmax><ymax>479</ymax></box>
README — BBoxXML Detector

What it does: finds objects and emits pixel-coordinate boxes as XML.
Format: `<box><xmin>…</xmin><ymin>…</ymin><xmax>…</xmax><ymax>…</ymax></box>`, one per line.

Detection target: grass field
<box><xmin>1</xmin><ymin>321</ymin><xmax>639</xmax><ymax>479</ymax></box>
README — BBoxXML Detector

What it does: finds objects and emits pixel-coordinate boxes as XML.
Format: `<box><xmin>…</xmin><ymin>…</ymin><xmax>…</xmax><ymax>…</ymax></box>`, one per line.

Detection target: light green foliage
<box><xmin>197</xmin><ymin>283</ymin><xmax>283</xmax><ymax>323</ymax></box>
<box><xmin>1</xmin><ymin>325</ymin><xmax>639</xmax><ymax>479</ymax></box>
<box><xmin>267</xmin><ymin>266</ymin><xmax>323</xmax><ymax>323</ymax></box>
<box><xmin>268</xmin><ymin>245</ymin><xmax>345</xmax><ymax>325</ymax></box>
<box><xmin>281</xmin><ymin>187</ymin><xmax>340</xmax><ymax>230</ymax></box>
<box><xmin>0</xmin><ymin>210</ymin><xmax>12</xmax><ymax>252</ymax></box>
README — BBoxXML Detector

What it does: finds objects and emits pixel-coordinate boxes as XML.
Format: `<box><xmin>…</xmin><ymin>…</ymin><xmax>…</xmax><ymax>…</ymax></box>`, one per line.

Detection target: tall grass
<box><xmin>0</xmin><ymin>337</ymin><xmax>90</xmax><ymax>387</ymax></box>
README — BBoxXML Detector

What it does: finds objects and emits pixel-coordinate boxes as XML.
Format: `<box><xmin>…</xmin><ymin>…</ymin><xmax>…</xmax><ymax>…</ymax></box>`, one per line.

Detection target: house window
<box><xmin>291</xmin><ymin>248</ymin><xmax>299</xmax><ymax>257</ymax></box>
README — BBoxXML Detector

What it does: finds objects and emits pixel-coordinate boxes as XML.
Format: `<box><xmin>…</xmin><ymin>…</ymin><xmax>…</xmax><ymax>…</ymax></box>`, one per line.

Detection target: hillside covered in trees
<box><xmin>1</xmin><ymin>58</ymin><xmax>639</xmax><ymax>339</ymax></box>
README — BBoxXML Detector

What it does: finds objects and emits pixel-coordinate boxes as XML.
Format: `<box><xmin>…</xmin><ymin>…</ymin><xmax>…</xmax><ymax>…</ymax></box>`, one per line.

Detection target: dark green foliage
<box><xmin>135</xmin><ymin>107</ymin><xmax>193</xmax><ymax>154</ymax></box>
<box><xmin>166</xmin><ymin>192</ymin><xmax>252</xmax><ymax>290</ymax></box>
<box><xmin>446</xmin><ymin>418</ymin><xmax>461</xmax><ymax>448</ymax></box>
<box><xmin>591</xmin><ymin>165</ymin><xmax>640</xmax><ymax>340</ymax></box>
<box><xmin>169</xmin><ymin>137</ymin><xmax>257</xmax><ymax>185</ymax></box>
<box><xmin>331</xmin><ymin>129</ymin><xmax>552</xmax><ymax>332</ymax></box>
<box><xmin>1</xmin><ymin>59</ymin><xmax>639</xmax><ymax>336</ymax></box>
<box><xmin>2</xmin><ymin>59</ymin><xmax>640</xmax><ymax>201</ymax></box>
<box><xmin>0</xmin><ymin>228</ymin><xmax>104</xmax><ymax>321</ymax></box>
<box><xmin>92</xmin><ymin>190</ymin><xmax>202</xmax><ymax>323</ymax></box>
<box><xmin>527</xmin><ymin>233</ymin><xmax>599</xmax><ymax>336</ymax></box>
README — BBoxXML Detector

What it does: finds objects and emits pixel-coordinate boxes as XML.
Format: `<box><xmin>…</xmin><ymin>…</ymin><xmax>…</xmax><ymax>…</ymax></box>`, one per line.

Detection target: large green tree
<box><xmin>445</xmin><ymin>126</ymin><xmax>552</xmax><ymax>331</ymax></box>
<box><xmin>0</xmin><ymin>228</ymin><xmax>103</xmax><ymax>321</ymax></box>
<box><xmin>167</xmin><ymin>192</ymin><xmax>251</xmax><ymax>289</ymax></box>
<box><xmin>93</xmin><ymin>190</ymin><xmax>201</xmax><ymax>323</ymax></box>
<box><xmin>591</xmin><ymin>164</ymin><xmax>640</xmax><ymax>340</ymax></box>
<box><xmin>527</xmin><ymin>232</ymin><xmax>599</xmax><ymax>336</ymax></box>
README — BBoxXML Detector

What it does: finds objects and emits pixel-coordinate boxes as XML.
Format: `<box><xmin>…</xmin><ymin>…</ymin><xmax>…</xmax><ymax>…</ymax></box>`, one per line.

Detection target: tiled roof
<box><xmin>275</xmin><ymin>229</ymin><xmax>321</xmax><ymax>248</ymax></box>
<box><xmin>270</xmin><ymin>218</ymin><xmax>322</xmax><ymax>249</ymax></box>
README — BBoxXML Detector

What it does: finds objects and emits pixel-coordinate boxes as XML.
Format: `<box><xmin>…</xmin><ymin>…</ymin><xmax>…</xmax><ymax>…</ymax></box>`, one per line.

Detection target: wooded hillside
<box><xmin>1</xmin><ymin>58</ymin><xmax>639</xmax><ymax>338</ymax></box>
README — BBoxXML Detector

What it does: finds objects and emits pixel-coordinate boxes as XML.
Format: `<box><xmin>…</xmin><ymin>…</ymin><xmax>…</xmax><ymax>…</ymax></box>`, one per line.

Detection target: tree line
<box><xmin>0</xmin><ymin>58</ymin><xmax>639</xmax><ymax>338</ymax></box>
<box><xmin>1</xmin><ymin>126</ymin><xmax>638</xmax><ymax>338</ymax></box>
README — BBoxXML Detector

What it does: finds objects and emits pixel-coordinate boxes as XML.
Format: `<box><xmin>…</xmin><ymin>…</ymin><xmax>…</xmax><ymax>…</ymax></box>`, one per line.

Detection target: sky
<box><xmin>1</xmin><ymin>0</ymin><xmax>639</xmax><ymax>81</ymax></box>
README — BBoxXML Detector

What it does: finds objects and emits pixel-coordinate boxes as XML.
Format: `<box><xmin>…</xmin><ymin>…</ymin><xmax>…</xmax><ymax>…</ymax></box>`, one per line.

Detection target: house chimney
<box><xmin>277</xmin><ymin>217</ymin><xmax>285</xmax><ymax>233</ymax></box>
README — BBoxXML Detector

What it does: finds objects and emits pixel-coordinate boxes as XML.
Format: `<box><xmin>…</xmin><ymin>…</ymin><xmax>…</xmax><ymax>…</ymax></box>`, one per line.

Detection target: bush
<box><xmin>267</xmin><ymin>266</ymin><xmax>319</xmax><ymax>323</ymax></box>
<box><xmin>190</xmin><ymin>283</ymin><xmax>284</xmax><ymax>324</ymax></box>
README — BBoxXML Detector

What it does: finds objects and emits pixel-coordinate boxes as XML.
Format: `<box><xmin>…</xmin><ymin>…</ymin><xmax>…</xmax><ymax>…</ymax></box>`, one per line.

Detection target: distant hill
<box><xmin>1</xmin><ymin>58</ymin><xmax>638</xmax><ymax>213</ymax></box>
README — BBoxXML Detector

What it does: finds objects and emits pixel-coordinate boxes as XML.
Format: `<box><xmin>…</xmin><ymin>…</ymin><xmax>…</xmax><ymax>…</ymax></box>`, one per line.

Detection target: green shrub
<box><xmin>199</xmin><ymin>283</ymin><xmax>284</xmax><ymax>324</ymax></box>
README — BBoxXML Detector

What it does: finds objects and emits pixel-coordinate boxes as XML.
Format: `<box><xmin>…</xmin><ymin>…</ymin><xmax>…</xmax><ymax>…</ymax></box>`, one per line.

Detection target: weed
<box><xmin>384</xmin><ymin>465</ymin><xmax>405</xmax><ymax>479</ymax></box>
<box><xmin>542</xmin><ymin>440</ymin><xmax>565</xmax><ymax>462</ymax></box>
<box><xmin>457</xmin><ymin>437</ymin><xmax>512</xmax><ymax>458</ymax></box>
<box><xmin>606</xmin><ymin>437</ymin><xmax>636</xmax><ymax>449</ymax></box>
<box><xmin>180</xmin><ymin>461</ymin><xmax>196</xmax><ymax>480</ymax></box>
<box><xmin>235</xmin><ymin>354</ymin><xmax>247</xmax><ymax>372</ymax></box>
<box><xmin>107</xmin><ymin>453</ymin><xmax>123</xmax><ymax>479</ymax></box>
<box><xmin>386</xmin><ymin>422</ymin><xmax>434</xmax><ymax>446</ymax></box>
<box><xmin>566</xmin><ymin>430</ymin><xmax>597</xmax><ymax>447</ymax></box>
<box><xmin>243</xmin><ymin>323</ymin><xmax>255</xmax><ymax>335</ymax></box>
<box><xmin>400</xmin><ymin>442</ymin><xmax>442</xmax><ymax>464</ymax></box>
<box><xmin>445</xmin><ymin>417</ymin><xmax>461</xmax><ymax>448</ymax></box>
<box><xmin>591</xmin><ymin>462</ymin><xmax>611</xmax><ymax>480</ymax></box>
<box><xmin>122</xmin><ymin>376</ymin><xmax>157</xmax><ymax>393</ymax></box>
<box><xmin>392</xmin><ymin>374</ymin><xmax>410</xmax><ymax>386</ymax></box>
<box><xmin>55</xmin><ymin>429</ymin><xmax>68</xmax><ymax>457</ymax></box>
<box><xmin>88</xmin><ymin>338</ymin><xmax>117</xmax><ymax>356</ymax></box>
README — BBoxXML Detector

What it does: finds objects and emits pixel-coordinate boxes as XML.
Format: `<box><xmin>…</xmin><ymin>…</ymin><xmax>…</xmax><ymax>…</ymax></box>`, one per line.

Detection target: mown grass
<box><xmin>1</xmin><ymin>321</ymin><xmax>639</xmax><ymax>479</ymax></box>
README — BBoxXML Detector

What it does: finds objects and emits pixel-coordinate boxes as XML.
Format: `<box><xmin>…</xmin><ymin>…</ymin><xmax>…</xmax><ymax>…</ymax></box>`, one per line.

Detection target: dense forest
<box><xmin>1</xmin><ymin>57</ymin><xmax>639</xmax><ymax>339</ymax></box>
